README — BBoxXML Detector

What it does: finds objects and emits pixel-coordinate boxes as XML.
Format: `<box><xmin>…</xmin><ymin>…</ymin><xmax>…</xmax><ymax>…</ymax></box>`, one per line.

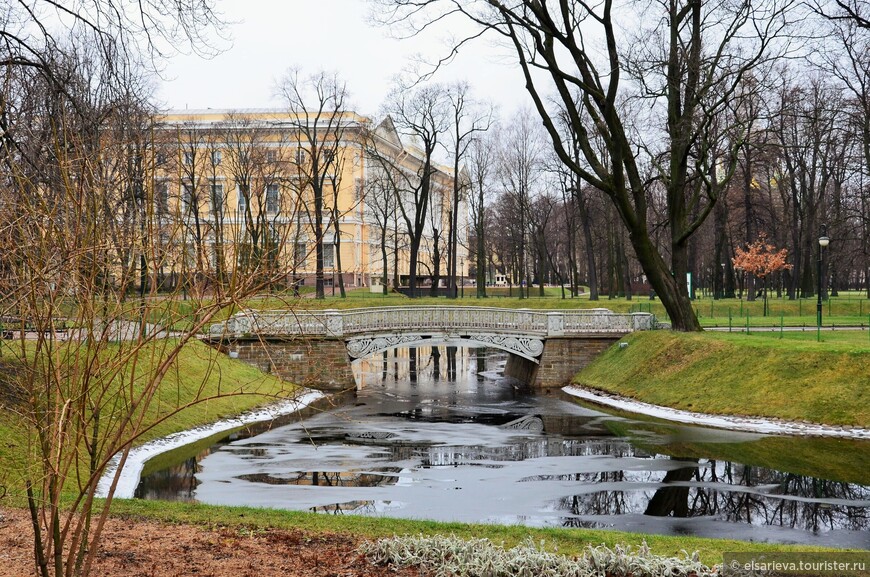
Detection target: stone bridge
<box><xmin>209</xmin><ymin>307</ymin><xmax>655</xmax><ymax>390</ymax></box>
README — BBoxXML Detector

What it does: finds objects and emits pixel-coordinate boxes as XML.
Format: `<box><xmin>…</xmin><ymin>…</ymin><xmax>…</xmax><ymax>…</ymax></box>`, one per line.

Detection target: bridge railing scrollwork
<box><xmin>211</xmin><ymin>306</ymin><xmax>654</xmax><ymax>340</ymax></box>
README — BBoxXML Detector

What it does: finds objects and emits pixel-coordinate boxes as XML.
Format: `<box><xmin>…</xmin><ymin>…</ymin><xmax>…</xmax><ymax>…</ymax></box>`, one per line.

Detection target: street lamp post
<box><xmin>817</xmin><ymin>224</ymin><xmax>830</xmax><ymax>332</ymax></box>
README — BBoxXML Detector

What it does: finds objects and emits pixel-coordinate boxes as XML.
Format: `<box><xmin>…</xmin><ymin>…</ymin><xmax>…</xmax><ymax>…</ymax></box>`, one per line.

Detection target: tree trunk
<box><xmin>580</xmin><ymin>202</ymin><xmax>598</xmax><ymax>300</ymax></box>
<box><xmin>408</xmin><ymin>235</ymin><xmax>420</xmax><ymax>298</ymax></box>
<box><xmin>430</xmin><ymin>229</ymin><xmax>440</xmax><ymax>297</ymax></box>
<box><xmin>381</xmin><ymin>222</ymin><xmax>389</xmax><ymax>296</ymax></box>
<box><xmin>631</xmin><ymin>231</ymin><xmax>701</xmax><ymax>331</ymax></box>
<box><xmin>334</xmin><ymin>217</ymin><xmax>345</xmax><ymax>298</ymax></box>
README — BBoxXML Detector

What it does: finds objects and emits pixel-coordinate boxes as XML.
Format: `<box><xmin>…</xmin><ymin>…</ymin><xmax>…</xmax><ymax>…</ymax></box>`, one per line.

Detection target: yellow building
<box><xmin>152</xmin><ymin>109</ymin><xmax>466</xmax><ymax>294</ymax></box>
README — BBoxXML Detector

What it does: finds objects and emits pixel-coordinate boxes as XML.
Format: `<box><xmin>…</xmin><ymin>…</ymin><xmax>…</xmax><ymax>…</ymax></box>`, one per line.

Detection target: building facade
<box><xmin>152</xmin><ymin>109</ymin><xmax>467</xmax><ymax>294</ymax></box>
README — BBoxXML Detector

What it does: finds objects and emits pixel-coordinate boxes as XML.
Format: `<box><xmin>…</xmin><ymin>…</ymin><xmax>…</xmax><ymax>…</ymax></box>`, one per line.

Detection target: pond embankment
<box><xmin>573</xmin><ymin>331</ymin><xmax>869</xmax><ymax>432</ymax></box>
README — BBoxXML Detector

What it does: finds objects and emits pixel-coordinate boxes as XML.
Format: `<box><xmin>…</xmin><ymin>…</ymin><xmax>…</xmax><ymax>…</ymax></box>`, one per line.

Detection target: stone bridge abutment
<box><xmin>209</xmin><ymin>307</ymin><xmax>654</xmax><ymax>390</ymax></box>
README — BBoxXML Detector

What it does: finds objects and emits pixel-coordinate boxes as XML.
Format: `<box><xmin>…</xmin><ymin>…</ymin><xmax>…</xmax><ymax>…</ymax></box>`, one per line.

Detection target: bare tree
<box><xmin>824</xmin><ymin>9</ymin><xmax>870</xmax><ymax>292</ymax></box>
<box><xmin>375</xmin><ymin>0</ymin><xmax>796</xmax><ymax>329</ymax></box>
<box><xmin>171</xmin><ymin>120</ymin><xmax>210</xmax><ymax>295</ymax></box>
<box><xmin>443</xmin><ymin>82</ymin><xmax>493</xmax><ymax>298</ymax></box>
<box><xmin>375</xmin><ymin>83</ymin><xmax>450</xmax><ymax>296</ymax></box>
<box><xmin>771</xmin><ymin>76</ymin><xmax>849</xmax><ymax>298</ymax></box>
<box><xmin>361</xmin><ymin>159</ymin><xmax>401</xmax><ymax>294</ymax></box>
<box><xmin>466</xmin><ymin>131</ymin><xmax>498</xmax><ymax>296</ymax></box>
<box><xmin>0</xmin><ymin>44</ymin><xmax>296</xmax><ymax>577</ymax></box>
<box><xmin>812</xmin><ymin>0</ymin><xmax>870</xmax><ymax>28</ymax></box>
<box><xmin>0</xmin><ymin>7</ymin><xmax>315</xmax><ymax>576</ymax></box>
<box><xmin>497</xmin><ymin>111</ymin><xmax>545</xmax><ymax>298</ymax></box>
<box><xmin>278</xmin><ymin>69</ymin><xmax>351</xmax><ymax>299</ymax></box>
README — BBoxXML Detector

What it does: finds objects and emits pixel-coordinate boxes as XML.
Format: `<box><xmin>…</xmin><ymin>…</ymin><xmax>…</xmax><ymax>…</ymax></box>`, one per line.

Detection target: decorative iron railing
<box><xmin>210</xmin><ymin>307</ymin><xmax>655</xmax><ymax>339</ymax></box>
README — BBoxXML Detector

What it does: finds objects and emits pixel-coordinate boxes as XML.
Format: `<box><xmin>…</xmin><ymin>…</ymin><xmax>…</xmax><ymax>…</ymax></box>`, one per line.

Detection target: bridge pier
<box><xmin>227</xmin><ymin>337</ymin><xmax>354</xmax><ymax>391</ymax></box>
<box><xmin>506</xmin><ymin>335</ymin><xmax>625</xmax><ymax>388</ymax></box>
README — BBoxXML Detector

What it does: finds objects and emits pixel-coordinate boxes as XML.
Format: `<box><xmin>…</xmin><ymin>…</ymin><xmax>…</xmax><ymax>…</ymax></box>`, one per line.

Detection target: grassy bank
<box><xmin>575</xmin><ymin>331</ymin><xmax>870</xmax><ymax>427</ymax></box>
<box><xmin>0</xmin><ymin>339</ymin><xmax>300</xmax><ymax>498</ymax></box>
<box><xmin>600</xmin><ymin>417</ymin><xmax>870</xmax><ymax>485</ymax></box>
<box><xmin>108</xmin><ymin>499</ymin><xmax>841</xmax><ymax>567</ymax></box>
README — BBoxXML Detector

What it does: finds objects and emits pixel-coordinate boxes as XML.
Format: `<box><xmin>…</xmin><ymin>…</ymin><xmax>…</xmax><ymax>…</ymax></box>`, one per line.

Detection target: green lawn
<box><xmin>0</xmin><ymin>339</ymin><xmax>300</xmax><ymax>499</ymax></box>
<box><xmin>107</xmin><ymin>499</ymin><xmax>845</xmax><ymax>567</ymax></box>
<box><xmin>575</xmin><ymin>330</ymin><xmax>870</xmax><ymax>427</ymax></box>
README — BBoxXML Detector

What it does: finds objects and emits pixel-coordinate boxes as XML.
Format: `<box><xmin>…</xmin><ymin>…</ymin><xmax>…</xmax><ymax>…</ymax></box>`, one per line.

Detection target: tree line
<box><xmin>375</xmin><ymin>0</ymin><xmax>870</xmax><ymax>330</ymax></box>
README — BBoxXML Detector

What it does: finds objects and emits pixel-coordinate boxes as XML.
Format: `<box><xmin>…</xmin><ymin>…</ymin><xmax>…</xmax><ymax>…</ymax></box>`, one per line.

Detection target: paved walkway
<box><xmin>563</xmin><ymin>385</ymin><xmax>870</xmax><ymax>440</ymax></box>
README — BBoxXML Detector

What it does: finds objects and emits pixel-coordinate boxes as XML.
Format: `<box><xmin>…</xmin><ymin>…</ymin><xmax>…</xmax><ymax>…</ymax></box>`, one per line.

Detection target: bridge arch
<box><xmin>345</xmin><ymin>332</ymin><xmax>544</xmax><ymax>362</ymax></box>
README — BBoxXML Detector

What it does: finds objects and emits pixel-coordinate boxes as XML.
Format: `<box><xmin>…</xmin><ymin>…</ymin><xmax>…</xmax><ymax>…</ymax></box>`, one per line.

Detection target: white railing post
<box><xmin>235</xmin><ymin>312</ymin><xmax>252</xmax><ymax>336</ymax></box>
<box><xmin>630</xmin><ymin>312</ymin><xmax>654</xmax><ymax>331</ymax></box>
<box><xmin>324</xmin><ymin>309</ymin><xmax>343</xmax><ymax>337</ymax></box>
<box><xmin>546</xmin><ymin>311</ymin><xmax>565</xmax><ymax>337</ymax></box>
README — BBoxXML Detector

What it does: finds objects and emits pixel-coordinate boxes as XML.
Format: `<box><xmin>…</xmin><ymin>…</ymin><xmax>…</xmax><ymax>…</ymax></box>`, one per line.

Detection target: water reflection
<box><xmin>135</xmin><ymin>456</ymin><xmax>200</xmax><ymax>501</ymax></box>
<box><xmin>136</xmin><ymin>345</ymin><xmax>870</xmax><ymax>548</ymax></box>
<box><xmin>551</xmin><ymin>458</ymin><xmax>870</xmax><ymax>535</ymax></box>
<box><xmin>310</xmin><ymin>500</ymin><xmax>405</xmax><ymax>515</ymax></box>
<box><xmin>238</xmin><ymin>468</ymin><xmax>401</xmax><ymax>487</ymax></box>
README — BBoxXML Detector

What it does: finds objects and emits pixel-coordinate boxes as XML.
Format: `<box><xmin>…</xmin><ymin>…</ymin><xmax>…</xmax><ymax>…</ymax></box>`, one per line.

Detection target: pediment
<box><xmin>374</xmin><ymin>115</ymin><xmax>403</xmax><ymax>148</ymax></box>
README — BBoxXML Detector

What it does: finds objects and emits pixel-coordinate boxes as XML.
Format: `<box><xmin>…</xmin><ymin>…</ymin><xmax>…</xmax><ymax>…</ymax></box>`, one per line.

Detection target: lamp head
<box><xmin>819</xmin><ymin>224</ymin><xmax>829</xmax><ymax>247</ymax></box>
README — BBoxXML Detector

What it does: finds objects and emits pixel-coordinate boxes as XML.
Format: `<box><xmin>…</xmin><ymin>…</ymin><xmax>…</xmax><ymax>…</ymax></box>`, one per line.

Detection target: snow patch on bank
<box><xmin>563</xmin><ymin>385</ymin><xmax>870</xmax><ymax>439</ymax></box>
<box><xmin>97</xmin><ymin>390</ymin><xmax>326</xmax><ymax>499</ymax></box>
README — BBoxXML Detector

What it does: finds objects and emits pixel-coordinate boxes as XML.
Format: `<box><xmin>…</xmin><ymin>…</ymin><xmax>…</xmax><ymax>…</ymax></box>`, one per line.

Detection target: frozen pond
<box><xmin>137</xmin><ymin>346</ymin><xmax>870</xmax><ymax>548</ymax></box>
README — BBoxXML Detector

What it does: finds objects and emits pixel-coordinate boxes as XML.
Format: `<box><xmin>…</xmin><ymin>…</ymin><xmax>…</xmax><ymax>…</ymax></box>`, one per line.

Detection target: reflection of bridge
<box><xmin>209</xmin><ymin>307</ymin><xmax>655</xmax><ymax>389</ymax></box>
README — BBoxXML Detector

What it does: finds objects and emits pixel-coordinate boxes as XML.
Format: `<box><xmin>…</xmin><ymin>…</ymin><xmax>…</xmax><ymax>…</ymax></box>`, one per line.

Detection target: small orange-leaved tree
<box><xmin>732</xmin><ymin>234</ymin><xmax>793</xmax><ymax>316</ymax></box>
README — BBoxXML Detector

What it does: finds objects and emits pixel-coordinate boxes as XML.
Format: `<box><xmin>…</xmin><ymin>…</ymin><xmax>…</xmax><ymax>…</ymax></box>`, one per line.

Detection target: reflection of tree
<box><xmin>475</xmin><ymin>349</ymin><xmax>486</xmax><ymax>381</ymax></box>
<box><xmin>135</xmin><ymin>454</ymin><xmax>205</xmax><ymax>501</ymax></box>
<box><xmin>309</xmin><ymin>500</ymin><xmax>395</xmax><ymax>515</ymax></box>
<box><xmin>554</xmin><ymin>457</ymin><xmax>869</xmax><ymax>533</ymax></box>
<box><xmin>238</xmin><ymin>469</ymin><xmax>401</xmax><ymax>488</ymax></box>
<box><xmin>432</xmin><ymin>347</ymin><xmax>441</xmax><ymax>379</ymax></box>
<box><xmin>645</xmin><ymin>459</ymin><xmax>699</xmax><ymax>517</ymax></box>
<box><xmin>446</xmin><ymin>346</ymin><xmax>457</xmax><ymax>380</ymax></box>
<box><xmin>558</xmin><ymin>471</ymin><xmax>629</xmax><ymax>518</ymax></box>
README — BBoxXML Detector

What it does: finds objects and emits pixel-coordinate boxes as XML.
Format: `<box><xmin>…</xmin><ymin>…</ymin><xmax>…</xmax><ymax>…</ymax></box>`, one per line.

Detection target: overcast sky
<box><xmin>156</xmin><ymin>0</ymin><xmax>529</xmax><ymax>117</ymax></box>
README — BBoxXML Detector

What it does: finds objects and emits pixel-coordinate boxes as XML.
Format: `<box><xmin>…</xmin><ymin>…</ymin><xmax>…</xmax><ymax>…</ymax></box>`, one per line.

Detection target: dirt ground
<box><xmin>0</xmin><ymin>507</ymin><xmax>421</xmax><ymax>577</ymax></box>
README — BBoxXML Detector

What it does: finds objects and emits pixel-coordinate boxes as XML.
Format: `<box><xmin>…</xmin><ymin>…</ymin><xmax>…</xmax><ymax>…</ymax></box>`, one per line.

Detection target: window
<box><xmin>294</xmin><ymin>147</ymin><xmax>306</xmax><ymax>165</ymax></box>
<box><xmin>322</xmin><ymin>148</ymin><xmax>335</xmax><ymax>166</ymax></box>
<box><xmin>265</xmin><ymin>149</ymin><xmax>278</xmax><ymax>163</ymax></box>
<box><xmin>211</xmin><ymin>150</ymin><xmax>222</xmax><ymax>165</ymax></box>
<box><xmin>266</xmin><ymin>183</ymin><xmax>280</xmax><ymax>213</ymax></box>
<box><xmin>237</xmin><ymin>188</ymin><xmax>247</xmax><ymax>214</ymax></box>
<box><xmin>294</xmin><ymin>242</ymin><xmax>307</xmax><ymax>267</ymax></box>
<box><xmin>156</xmin><ymin>182</ymin><xmax>169</xmax><ymax>214</ymax></box>
<box><xmin>211</xmin><ymin>182</ymin><xmax>224</xmax><ymax>214</ymax></box>
<box><xmin>182</xmin><ymin>182</ymin><xmax>194</xmax><ymax>210</ymax></box>
<box><xmin>155</xmin><ymin>152</ymin><xmax>167</xmax><ymax>166</ymax></box>
<box><xmin>322</xmin><ymin>243</ymin><xmax>335</xmax><ymax>269</ymax></box>
<box><xmin>183</xmin><ymin>151</ymin><xmax>193</xmax><ymax>165</ymax></box>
